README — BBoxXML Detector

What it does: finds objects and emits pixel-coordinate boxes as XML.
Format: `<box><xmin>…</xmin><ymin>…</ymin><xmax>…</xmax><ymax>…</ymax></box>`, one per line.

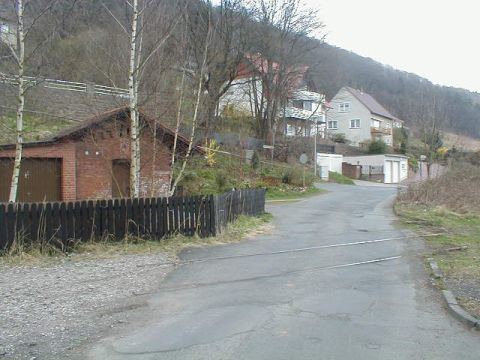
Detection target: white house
<box><xmin>326</xmin><ymin>87</ymin><xmax>403</xmax><ymax>147</ymax></box>
<box><xmin>343</xmin><ymin>154</ymin><xmax>408</xmax><ymax>184</ymax></box>
<box><xmin>282</xmin><ymin>89</ymin><xmax>326</xmax><ymax>138</ymax></box>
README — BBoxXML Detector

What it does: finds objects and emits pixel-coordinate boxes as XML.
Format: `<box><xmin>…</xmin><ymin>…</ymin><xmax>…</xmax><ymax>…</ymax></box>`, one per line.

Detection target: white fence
<box><xmin>0</xmin><ymin>75</ymin><xmax>130</xmax><ymax>99</ymax></box>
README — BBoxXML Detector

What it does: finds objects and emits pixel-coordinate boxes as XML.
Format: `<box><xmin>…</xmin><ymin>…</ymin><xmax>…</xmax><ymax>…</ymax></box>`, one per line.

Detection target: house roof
<box><xmin>290</xmin><ymin>90</ymin><xmax>324</xmax><ymax>102</ymax></box>
<box><xmin>0</xmin><ymin>107</ymin><xmax>196</xmax><ymax>151</ymax></box>
<box><xmin>344</xmin><ymin>87</ymin><xmax>396</xmax><ymax>120</ymax></box>
<box><xmin>236</xmin><ymin>53</ymin><xmax>310</xmax><ymax>94</ymax></box>
<box><xmin>283</xmin><ymin>107</ymin><xmax>325</xmax><ymax>122</ymax></box>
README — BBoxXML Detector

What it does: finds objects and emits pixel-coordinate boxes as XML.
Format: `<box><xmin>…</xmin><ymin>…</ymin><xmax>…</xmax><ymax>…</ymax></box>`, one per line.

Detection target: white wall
<box><xmin>343</xmin><ymin>154</ymin><xmax>385</xmax><ymax>166</ymax></box>
<box><xmin>219</xmin><ymin>77</ymin><xmax>263</xmax><ymax>116</ymax></box>
<box><xmin>326</xmin><ymin>88</ymin><xmax>372</xmax><ymax>146</ymax></box>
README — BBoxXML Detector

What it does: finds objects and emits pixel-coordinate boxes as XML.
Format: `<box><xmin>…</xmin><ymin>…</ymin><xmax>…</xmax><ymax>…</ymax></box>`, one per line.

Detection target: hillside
<box><xmin>308</xmin><ymin>43</ymin><xmax>480</xmax><ymax>139</ymax></box>
<box><xmin>1</xmin><ymin>0</ymin><xmax>480</xmax><ymax>142</ymax></box>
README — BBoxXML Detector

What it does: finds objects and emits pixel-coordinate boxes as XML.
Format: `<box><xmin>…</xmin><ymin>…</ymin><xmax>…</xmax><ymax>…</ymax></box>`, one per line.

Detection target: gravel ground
<box><xmin>446</xmin><ymin>277</ymin><xmax>480</xmax><ymax>319</ymax></box>
<box><xmin>0</xmin><ymin>253</ymin><xmax>175</xmax><ymax>359</ymax></box>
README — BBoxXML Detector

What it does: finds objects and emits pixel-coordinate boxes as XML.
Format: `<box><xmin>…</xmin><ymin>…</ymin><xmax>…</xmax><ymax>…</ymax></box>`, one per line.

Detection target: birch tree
<box><xmin>1</xmin><ymin>0</ymin><xmax>70</xmax><ymax>202</ymax></box>
<box><xmin>169</xmin><ymin>10</ymin><xmax>214</xmax><ymax>196</ymax></box>
<box><xmin>128</xmin><ymin>0</ymin><xmax>141</xmax><ymax>197</ymax></box>
<box><xmin>103</xmin><ymin>0</ymin><xmax>181</xmax><ymax>197</ymax></box>
<box><xmin>7</xmin><ymin>0</ymin><xmax>25</xmax><ymax>202</ymax></box>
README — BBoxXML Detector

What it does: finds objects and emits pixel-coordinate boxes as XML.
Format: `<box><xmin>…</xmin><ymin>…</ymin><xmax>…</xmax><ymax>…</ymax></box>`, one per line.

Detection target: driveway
<box><xmin>87</xmin><ymin>183</ymin><xmax>479</xmax><ymax>360</ymax></box>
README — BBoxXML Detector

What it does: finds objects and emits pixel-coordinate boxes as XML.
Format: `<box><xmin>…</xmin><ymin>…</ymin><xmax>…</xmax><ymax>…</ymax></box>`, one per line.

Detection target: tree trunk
<box><xmin>128</xmin><ymin>0</ymin><xmax>140</xmax><ymax>197</ymax></box>
<box><xmin>9</xmin><ymin>0</ymin><xmax>25</xmax><ymax>203</ymax></box>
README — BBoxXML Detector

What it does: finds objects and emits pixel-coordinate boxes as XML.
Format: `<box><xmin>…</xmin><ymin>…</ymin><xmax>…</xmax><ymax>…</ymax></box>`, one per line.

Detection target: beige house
<box><xmin>326</xmin><ymin>87</ymin><xmax>403</xmax><ymax>147</ymax></box>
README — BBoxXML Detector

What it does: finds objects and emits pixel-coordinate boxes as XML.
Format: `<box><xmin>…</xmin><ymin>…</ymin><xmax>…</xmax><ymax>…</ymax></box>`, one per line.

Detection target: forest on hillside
<box><xmin>308</xmin><ymin>44</ymin><xmax>480</xmax><ymax>138</ymax></box>
<box><xmin>1</xmin><ymin>0</ymin><xmax>480</xmax><ymax>139</ymax></box>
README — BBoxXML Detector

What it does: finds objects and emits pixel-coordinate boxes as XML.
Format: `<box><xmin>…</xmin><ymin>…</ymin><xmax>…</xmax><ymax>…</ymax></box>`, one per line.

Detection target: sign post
<box><xmin>299</xmin><ymin>153</ymin><xmax>308</xmax><ymax>188</ymax></box>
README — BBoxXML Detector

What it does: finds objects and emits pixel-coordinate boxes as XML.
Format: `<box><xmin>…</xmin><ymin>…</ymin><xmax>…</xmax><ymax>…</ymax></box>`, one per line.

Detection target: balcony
<box><xmin>370</xmin><ymin>126</ymin><xmax>392</xmax><ymax>135</ymax></box>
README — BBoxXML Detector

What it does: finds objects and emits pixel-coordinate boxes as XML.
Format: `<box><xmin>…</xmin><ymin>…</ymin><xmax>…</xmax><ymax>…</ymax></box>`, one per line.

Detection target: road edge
<box><xmin>426</xmin><ymin>258</ymin><xmax>479</xmax><ymax>330</ymax></box>
<box><xmin>392</xmin><ymin>202</ymin><xmax>479</xmax><ymax>331</ymax></box>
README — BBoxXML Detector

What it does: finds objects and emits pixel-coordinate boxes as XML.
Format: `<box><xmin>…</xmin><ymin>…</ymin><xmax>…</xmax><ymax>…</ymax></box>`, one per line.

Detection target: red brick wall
<box><xmin>0</xmin><ymin>141</ymin><xmax>77</xmax><ymax>201</ymax></box>
<box><xmin>342</xmin><ymin>162</ymin><xmax>362</xmax><ymax>179</ymax></box>
<box><xmin>74</xmin><ymin>123</ymin><xmax>172</xmax><ymax>199</ymax></box>
<box><xmin>0</xmin><ymin>124</ymin><xmax>173</xmax><ymax>201</ymax></box>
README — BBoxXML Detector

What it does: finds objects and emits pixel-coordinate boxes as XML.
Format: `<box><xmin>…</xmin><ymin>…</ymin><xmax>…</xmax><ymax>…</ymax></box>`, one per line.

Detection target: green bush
<box><xmin>368</xmin><ymin>139</ymin><xmax>387</xmax><ymax>154</ymax></box>
<box><xmin>282</xmin><ymin>166</ymin><xmax>315</xmax><ymax>187</ymax></box>
<box><xmin>328</xmin><ymin>171</ymin><xmax>354</xmax><ymax>185</ymax></box>
<box><xmin>408</xmin><ymin>156</ymin><xmax>419</xmax><ymax>172</ymax></box>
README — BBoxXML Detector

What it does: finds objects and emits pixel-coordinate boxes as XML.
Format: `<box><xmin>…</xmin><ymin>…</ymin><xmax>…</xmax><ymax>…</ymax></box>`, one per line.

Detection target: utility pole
<box><xmin>313</xmin><ymin>119</ymin><xmax>317</xmax><ymax>177</ymax></box>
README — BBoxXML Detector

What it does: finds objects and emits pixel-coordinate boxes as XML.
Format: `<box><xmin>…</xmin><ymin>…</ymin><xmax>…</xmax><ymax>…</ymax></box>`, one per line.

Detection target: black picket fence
<box><xmin>0</xmin><ymin>188</ymin><xmax>266</xmax><ymax>253</ymax></box>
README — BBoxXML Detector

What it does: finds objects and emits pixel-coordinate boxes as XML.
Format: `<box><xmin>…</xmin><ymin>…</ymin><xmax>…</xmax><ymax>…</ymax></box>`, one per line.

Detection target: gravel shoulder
<box><xmin>0</xmin><ymin>253</ymin><xmax>175</xmax><ymax>359</ymax></box>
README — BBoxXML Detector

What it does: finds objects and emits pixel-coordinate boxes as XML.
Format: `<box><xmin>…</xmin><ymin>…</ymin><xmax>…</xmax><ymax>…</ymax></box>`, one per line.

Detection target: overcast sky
<box><xmin>308</xmin><ymin>0</ymin><xmax>479</xmax><ymax>92</ymax></box>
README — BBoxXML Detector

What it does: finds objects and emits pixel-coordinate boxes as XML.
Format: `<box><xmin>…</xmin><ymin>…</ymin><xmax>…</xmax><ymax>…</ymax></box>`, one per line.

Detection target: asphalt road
<box><xmin>88</xmin><ymin>183</ymin><xmax>480</xmax><ymax>360</ymax></box>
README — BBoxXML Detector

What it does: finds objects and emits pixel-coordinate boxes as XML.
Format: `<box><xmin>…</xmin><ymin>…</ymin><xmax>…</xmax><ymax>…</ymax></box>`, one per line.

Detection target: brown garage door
<box><xmin>112</xmin><ymin>159</ymin><xmax>130</xmax><ymax>198</ymax></box>
<box><xmin>0</xmin><ymin>158</ymin><xmax>62</xmax><ymax>202</ymax></box>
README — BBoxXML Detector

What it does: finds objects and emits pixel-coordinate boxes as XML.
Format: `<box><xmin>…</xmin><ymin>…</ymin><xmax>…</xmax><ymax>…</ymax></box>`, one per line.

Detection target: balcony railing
<box><xmin>370</xmin><ymin>126</ymin><xmax>392</xmax><ymax>135</ymax></box>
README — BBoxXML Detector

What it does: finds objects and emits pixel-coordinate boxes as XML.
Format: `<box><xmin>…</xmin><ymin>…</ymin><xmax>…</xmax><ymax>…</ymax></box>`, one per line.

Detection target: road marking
<box><xmin>154</xmin><ymin>256</ymin><xmax>403</xmax><ymax>292</ymax></box>
<box><xmin>174</xmin><ymin>234</ymin><xmax>440</xmax><ymax>265</ymax></box>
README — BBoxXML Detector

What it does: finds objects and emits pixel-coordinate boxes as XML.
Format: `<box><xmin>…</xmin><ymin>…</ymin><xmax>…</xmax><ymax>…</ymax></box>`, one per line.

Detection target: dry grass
<box><xmin>0</xmin><ymin>214</ymin><xmax>273</xmax><ymax>268</ymax></box>
<box><xmin>396</xmin><ymin>168</ymin><xmax>480</xmax><ymax>319</ymax></box>
<box><xmin>397</xmin><ymin>162</ymin><xmax>480</xmax><ymax>214</ymax></box>
<box><xmin>443</xmin><ymin>131</ymin><xmax>480</xmax><ymax>152</ymax></box>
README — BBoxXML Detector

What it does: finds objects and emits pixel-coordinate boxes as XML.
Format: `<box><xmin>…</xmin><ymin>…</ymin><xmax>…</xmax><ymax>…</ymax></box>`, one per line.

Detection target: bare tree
<box><xmin>246</xmin><ymin>0</ymin><xmax>324</xmax><ymax>142</ymax></box>
<box><xmin>169</xmin><ymin>10</ymin><xmax>213</xmax><ymax>196</ymax></box>
<box><xmin>185</xmin><ymin>0</ymin><xmax>250</xmax><ymax>140</ymax></box>
<box><xmin>416</xmin><ymin>87</ymin><xmax>445</xmax><ymax>177</ymax></box>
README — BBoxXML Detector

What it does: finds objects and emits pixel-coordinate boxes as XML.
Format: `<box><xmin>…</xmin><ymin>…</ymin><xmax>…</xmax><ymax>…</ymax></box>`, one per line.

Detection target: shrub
<box><xmin>397</xmin><ymin>162</ymin><xmax>480</xmax><ymax>213</ymax></box>
<box><xmin>328</xmin><ymin>171</ymin><xmax>354</xmax><ymax>185</ymax></box>
<box><xmin>368</xmin><ymin>139</ymin><xmax>387</xmax><ymax>154</ymax></box>
<box><xmin>282</xmin><ymin>166</ymin><xmax>315</xmax><ymax>187</ymax></box>
<box><xmin>251</xmin><ymin>151</ymin><xmax>260</xmax><ymax>170</ymax></box>
<box><xmin>408</xmin><ymin>156</ymin><xmax>419</xmax><ymax>173</ymax></box>
<box><xmin>330</xmin><ymin>133</ymin><xmax>347</xmax><ymax>143</ymax></box>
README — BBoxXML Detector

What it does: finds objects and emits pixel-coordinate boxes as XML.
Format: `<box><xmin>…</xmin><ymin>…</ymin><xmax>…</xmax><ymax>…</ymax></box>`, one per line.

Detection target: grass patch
<box><xmin>328</xmin><ymin>171</ymin><xmax>355</xmax><ymax>185</ymax></box>
<box><xmin>266</xmin><ymin>185</ymin><xmax>325</xmax><ymax>201</ymax></box>
<box><xmin>0</xmin><ymin>112</ymin><xmax>73</xmax><ymax>144</ymax></box>
<box><xmin>0</xmin><ymin>214</ymin><xmax>273</xmax><ymax>267</ymax></box>
<box><xmin>395</xmin><ymin>204</ymin><xmax>480</xmax><ymax>280</ymax></box>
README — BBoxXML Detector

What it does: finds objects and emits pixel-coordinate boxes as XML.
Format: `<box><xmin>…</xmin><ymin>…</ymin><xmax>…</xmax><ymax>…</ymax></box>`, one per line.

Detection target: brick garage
<box><xmin>0</xmin><ymin>107</ymin><xmax>195</xmax><ymax>202</ymax></box>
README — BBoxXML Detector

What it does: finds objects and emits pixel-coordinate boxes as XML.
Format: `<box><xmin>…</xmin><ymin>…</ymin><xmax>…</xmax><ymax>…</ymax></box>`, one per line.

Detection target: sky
<box><xmin>307</xmin><ymin>0</ymin><xmax>479</xmax><ymax>92</ymax></box>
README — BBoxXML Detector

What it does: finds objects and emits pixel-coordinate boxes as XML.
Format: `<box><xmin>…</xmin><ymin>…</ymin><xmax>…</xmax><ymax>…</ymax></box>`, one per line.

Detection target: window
<box><xmin>350</xmin><ymin>119</ymin><xmax>360</xmax><ymax>128</ymax></box>
<box><xmin>371</xmin><ymin>119</ymin><xmax>380</xmax><ymax>128</ymax></box>
<box><xmin>303</xmin><ymin>101</ymin><xmax>313</xmax><ymax>111</ymax></box>
<box><xmin>328</xmin><ymin>121</ymin><xmax>338</xmax><ymax>129</ymax></box>
<box><xmin>292</xmin><ymin>100</ymin><xmax>303</xmax><ymax>109</ymax></box>
<box><xmin>339</xmin><ymin>102</ymin><xmax>350</xmax><ymax>112</ymax></box>
<box><xmin>286</xmin><ymin>124</ymin><xmax>295</xmax><ymax>136</ymax></box>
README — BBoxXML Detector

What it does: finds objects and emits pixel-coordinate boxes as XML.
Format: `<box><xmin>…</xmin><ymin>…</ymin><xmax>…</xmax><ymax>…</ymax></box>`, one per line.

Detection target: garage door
<box><xmin>392</xmin><ymin>161</ymin><xmax>400</xmax><ymax>183</ymax></box>
<box><xmin>0</xmin><ymin>158</ymin><xmax>62</xmax><ymax>202</ymax></box>
<box><xmin>384</xmin><ymin>160</ymin><xmax>393</xmax><ymax>183</ymax></box>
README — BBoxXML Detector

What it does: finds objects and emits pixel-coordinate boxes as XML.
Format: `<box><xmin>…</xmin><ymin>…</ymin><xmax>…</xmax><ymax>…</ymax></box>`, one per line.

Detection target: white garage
<box><xmin>316</xmin><ymin>153</ymin><xmax>343</xmax><ymax>180</ymax></box>
<box><xmin>343</xmin><ymin>154</ymin><xmax>408</xmax><ymax>184</ymax></box>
